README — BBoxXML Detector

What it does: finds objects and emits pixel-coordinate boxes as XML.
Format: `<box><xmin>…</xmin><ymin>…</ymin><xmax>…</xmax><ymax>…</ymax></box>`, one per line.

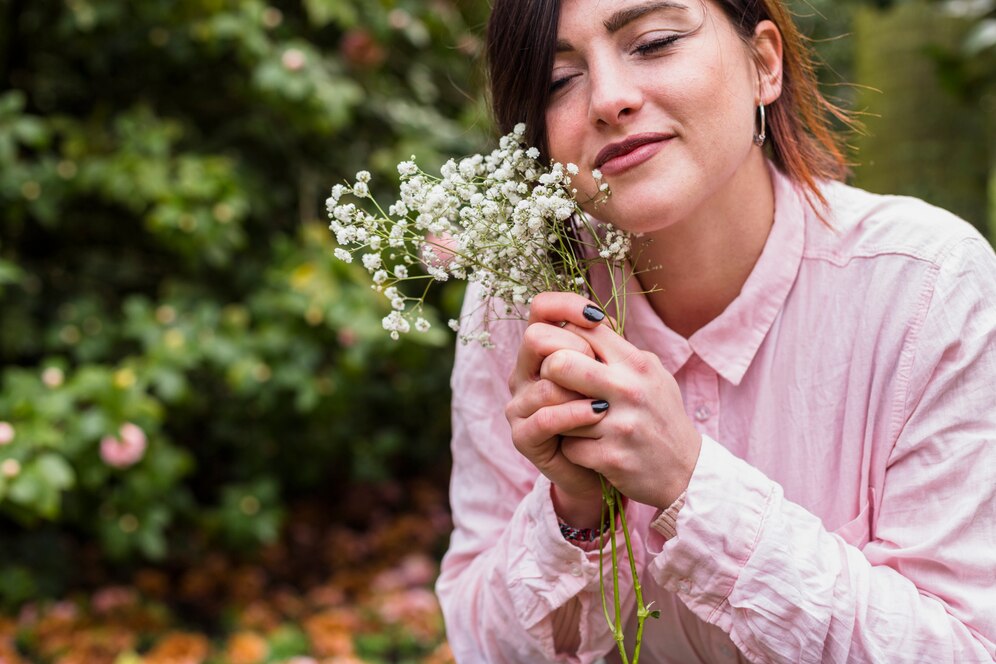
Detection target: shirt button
<box><xmin>694</xmin><ymin>405</ymin><xmax>711</xmax><ymax>422</ymax></box>
<box><xmin>677</xmin><ymin>578</ymin><xmax>692</xmax><ymax>593</ymax></box>
<box><xmin>570</xmin><ymin>565</ymin><xmax>582</xmax><ymax>577</ymax></box>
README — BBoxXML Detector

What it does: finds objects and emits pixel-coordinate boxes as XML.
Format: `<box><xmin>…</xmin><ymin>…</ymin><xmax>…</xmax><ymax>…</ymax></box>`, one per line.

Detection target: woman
<box><xmin>436</xmin><ymin>0</ymin><xmax>996</xmax><ymax>661</ymax></box>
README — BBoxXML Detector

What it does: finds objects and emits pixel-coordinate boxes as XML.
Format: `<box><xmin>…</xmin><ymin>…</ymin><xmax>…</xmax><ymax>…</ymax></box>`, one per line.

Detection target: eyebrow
<box><xmin>556</xmin><ymin>1</ymin><xmax>689</xmax><ymax>52</ymax></box>
<box><xmin>604</xmin><ymin>1</ymin><xmax>689</xmax><ymax>33</ymax></box>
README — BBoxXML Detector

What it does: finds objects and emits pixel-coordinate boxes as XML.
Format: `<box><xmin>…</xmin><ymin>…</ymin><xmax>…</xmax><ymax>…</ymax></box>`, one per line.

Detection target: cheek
<box><xmin>545</xmin><ymin>103</ymin><xmax>585</xmax><ymax>164</ymax></box>
<box><xmin>545</xmin><ymin>131</ymin><xmax>570</xmax><ymax>168</ymax></box>
<box><xmin>676</xmin><ymin>65</ymin><xmax>754</xmax><ymax>149</ymax></box>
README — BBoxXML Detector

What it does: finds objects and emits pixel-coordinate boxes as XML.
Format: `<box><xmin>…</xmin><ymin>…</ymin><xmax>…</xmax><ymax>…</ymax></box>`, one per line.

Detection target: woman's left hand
<box><xmin>541</xmin><ymin>319</ymin><xmax>703</xmax><ymax>510</ymax></box>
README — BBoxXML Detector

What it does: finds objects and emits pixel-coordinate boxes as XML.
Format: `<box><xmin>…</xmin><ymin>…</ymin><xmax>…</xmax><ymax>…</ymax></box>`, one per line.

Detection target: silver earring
<box><xmin>753</xmin><ymin>103</ymin><xmax>766</xmax><ymax>147</ymax></box>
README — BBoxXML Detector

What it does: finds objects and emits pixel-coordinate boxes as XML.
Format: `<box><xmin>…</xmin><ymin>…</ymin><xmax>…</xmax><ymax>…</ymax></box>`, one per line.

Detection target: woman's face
<box><xmin>546</xmin><ymin>0</ymin><xmax>780</xmax><ymax>234</ymax></box>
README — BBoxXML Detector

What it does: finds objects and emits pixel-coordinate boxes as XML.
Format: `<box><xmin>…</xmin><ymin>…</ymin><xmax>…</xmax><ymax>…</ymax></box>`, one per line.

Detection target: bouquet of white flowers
<box><xmin>327</xmin><ymin>123</ymin><xmax>634</xmax><ymax>342</ymax></box>
<box><xmin>328</xmin><ymin>122</ymin><xmax>656</xmax><ymax>663</ymax></box>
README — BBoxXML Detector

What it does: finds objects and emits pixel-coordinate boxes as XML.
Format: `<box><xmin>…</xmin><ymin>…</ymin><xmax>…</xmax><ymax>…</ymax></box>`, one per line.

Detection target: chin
<box><xmin>598</xmin><ymin>192</ymin><xmax>687</xmax><ymax>234</ymax></box>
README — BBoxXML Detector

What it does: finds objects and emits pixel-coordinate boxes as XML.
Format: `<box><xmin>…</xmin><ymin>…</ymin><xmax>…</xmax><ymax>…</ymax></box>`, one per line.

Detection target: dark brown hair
<box><xmin>485</xmin><ymin>0</ymin><xmax>854</xmax><ymax>211</ymax></box>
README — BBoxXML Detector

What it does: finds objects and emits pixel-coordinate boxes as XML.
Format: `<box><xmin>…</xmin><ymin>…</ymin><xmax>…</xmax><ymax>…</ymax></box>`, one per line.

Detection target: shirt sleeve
<box><xmin>644</xmin><ymin>236</ymin><xmax>996</xmax><ymax>663</ymax></box>
<box><xmin>435</xmin><ymin>285</ymin><xmax>642</xmax><ymax>663</ymax></box>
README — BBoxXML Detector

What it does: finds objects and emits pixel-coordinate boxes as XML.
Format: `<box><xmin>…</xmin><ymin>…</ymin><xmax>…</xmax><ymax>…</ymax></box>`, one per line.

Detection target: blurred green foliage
<box><xmin>852</xmin><ymin>1</ymin><xmax>993</xmax><ymax>230</ymax></box>
<box><xmin>0</xmin><ymin>0</ymin><xmax>489</xmax><ymax>604</ymax></box>
<box><xmin>790</xmin><ymin>0</ymin><xmax>995</xmax><ymax>236</ymax></box>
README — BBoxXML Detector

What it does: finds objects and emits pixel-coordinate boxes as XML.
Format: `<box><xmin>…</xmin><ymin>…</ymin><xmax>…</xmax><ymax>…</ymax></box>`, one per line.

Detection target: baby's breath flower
<box><xmin>415</xmin><ymin>318</ymin><xmax>431</xmax><ymax>332</ymax></box>
<box><xmin>382</xmin><ymin>311</ymin><xmax>410</xmax><ymax>340</ymax></box>
<box><xmin>427</xmin><ymin>266</ymin><xmax>449</xmax><ymax>281</ymax></box>
<box><xmin>398</xmin><ymin>159</ymin><xmax>417</xmax><ymax>176</ymax></box>
<box><xmin>326</xmin><ymin>184</ymin><xmax>347</xmax><ymax>210</ymax></box>
<box><xmin>328</xmin><ymin>123</ymin><xmax>630</xmax><ymax>345</ymax></box>
<box><xmin>334</xmin><ymin>248</ymin><xmax>352</xmax><ymax>263</ymax></box>
<box><xmin>362</xmin><ymin>253</ymin><xmax>381</xmax><ymax>271</ymax></box>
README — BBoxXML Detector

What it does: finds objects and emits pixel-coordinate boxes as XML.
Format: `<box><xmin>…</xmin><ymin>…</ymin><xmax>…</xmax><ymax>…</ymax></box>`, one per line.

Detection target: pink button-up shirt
<box><xmin>436</xmin><ymin>166</ymin><xmax>996</xmax><ymax>663</ymax></box>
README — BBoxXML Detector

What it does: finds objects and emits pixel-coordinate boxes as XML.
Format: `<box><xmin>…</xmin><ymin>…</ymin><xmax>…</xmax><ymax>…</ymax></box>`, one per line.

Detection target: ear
<box><xmin>752</xmin><ymin>20</ymin><xmax>784</xmax><ymax>105</ymax></box>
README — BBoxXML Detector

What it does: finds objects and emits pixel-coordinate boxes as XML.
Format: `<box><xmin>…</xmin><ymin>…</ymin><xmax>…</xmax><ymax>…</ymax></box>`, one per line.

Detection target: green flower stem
<box><xmin>617</xmin><ymin>496</ymin><xmax>648</xmax><ymax>663</ymax></box>
<box><xmin>601</xmin><ymin>476</ymin><xmax>630</xmax><ymax>664</ymax></box>
<box><xmin>596</xmin><ymin>478</ymin><xmax>650</xmax><ymax>664</ymax></box>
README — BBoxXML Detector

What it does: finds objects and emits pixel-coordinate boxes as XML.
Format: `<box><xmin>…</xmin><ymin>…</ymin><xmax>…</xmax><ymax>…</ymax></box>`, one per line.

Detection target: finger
<box><xmin>511</xmin><ymin>398</ymin><xmax>611</xmax><ymax>454</ymax></box>
<box><xmin>540</xmin><ymin>348</ymin><xmax>617</xmax><ymax>398</ymax></box>
<box><xmin>509</xmin><ymin>322</ymin><xmax>596</xmax><ymax>390</ymax></box>
<box><xmin>559</xmin><ymin>420</ymin><xmax>603</xmax><ymax>439</ymax></box>
<box><xmin>506</xmin><ymin>378</ymin><xmax>585</xmax><ymax>420</ymax></box>
<box><xmin>528</xmin><ymin>292</ymin><xmax>611</xmax><ymax>330</ymax></box>
<box><xmin>560</xmin><ymin>435</ymin><xmax>610</xmax><ymax>475</ymax></box>
<box><xmin>562</xmin><ymin>321</ymin><xmax>640</xmax><ymax>366</ymax></box>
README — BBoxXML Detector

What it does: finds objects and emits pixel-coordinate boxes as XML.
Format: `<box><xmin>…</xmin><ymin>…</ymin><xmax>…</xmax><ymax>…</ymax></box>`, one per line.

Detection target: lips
<box><xmin>594</xmin><ymin>133</ymin><xmax>674</xmax><ymax>175</ymax></box>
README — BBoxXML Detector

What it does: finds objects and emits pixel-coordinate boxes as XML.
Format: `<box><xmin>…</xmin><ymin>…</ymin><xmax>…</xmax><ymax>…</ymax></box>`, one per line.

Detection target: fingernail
<box><xmin>583</xmin><ymin>305</ymin><xmax>605</xmax><ymax>322</ymax></box>
<box><xmin>591</xmin><ymin>399</ymin><xmax>609</xmax><ymax>413</ymax></box>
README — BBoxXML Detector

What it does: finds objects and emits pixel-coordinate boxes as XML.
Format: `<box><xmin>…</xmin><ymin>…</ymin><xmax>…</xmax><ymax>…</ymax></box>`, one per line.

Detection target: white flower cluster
<box><xmin>327</xmin><ymin>123</ymin><xmax>632</xmax><ymax>344</ymax></box>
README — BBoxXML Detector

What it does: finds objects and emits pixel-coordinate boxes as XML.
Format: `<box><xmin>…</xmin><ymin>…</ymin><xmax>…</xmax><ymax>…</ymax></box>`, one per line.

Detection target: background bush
<box><xmin>0</xmin><ymin>0</ymin><xmax>489</xmax><ymax>606</ymax></box>
<box><xmin>0</xmin><ymin>0</ymin><xmax>992</xmax><ymax>610</ymax></box>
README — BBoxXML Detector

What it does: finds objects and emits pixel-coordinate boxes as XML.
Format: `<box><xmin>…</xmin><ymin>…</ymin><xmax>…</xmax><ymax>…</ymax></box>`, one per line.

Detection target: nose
<box><xmin>587</xmin><ymin>55</ymin><xmax>644</xmax><ymax>126</ymax></box>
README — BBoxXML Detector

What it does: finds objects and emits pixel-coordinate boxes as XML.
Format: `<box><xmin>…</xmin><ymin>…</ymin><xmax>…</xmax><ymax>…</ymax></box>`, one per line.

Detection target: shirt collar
<box><xmin>618</xmin><ymin>163</ymin><xmax>807</xmax><ymax>385</ymax></box>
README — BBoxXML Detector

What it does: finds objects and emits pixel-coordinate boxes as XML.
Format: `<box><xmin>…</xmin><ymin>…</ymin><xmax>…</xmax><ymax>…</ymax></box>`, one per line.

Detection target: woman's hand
<box><xmin>505</xmin><ymin>293</ymin><xmax>613</xmax><ymax>528</ymax></box>
<box><xmin>507</xmin><ymin>292</ymin><xmax>702</xmax><ymax>518</ymax></box>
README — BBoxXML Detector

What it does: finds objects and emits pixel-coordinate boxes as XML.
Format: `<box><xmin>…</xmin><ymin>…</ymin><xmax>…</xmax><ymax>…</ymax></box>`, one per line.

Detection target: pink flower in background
<box><xmin>398</xmin><ymin>553</ymin><xmax>437</xmax><ymax>587</ymax></box>
<box><xmin>100</xmin><ymin>422</ymin><xmax>147</xmax><ymax>468</ymax></box>
<box><xmin>1</xmin><ymin>459</ymin><xmax>20</xmax><ymax>478</ymax></box>
<box><xmin>281</xmin><ymin>48</ymin><xmax>306</xmax><ymax>71</ymax></box>
<box><xmin>91</xmin><ymin>586</ymin><xmax>139</xmax><ymax>614</ymax></box>
<box><xmin>0</xmin><ymin>422</ymin><xmax>14</xmax><ymax>445</ymax></box>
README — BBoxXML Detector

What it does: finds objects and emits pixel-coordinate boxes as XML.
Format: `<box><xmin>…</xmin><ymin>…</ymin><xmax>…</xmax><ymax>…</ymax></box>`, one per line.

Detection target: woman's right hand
<box><xmin>505</xmin><ymin>292</ymin><xmax>613</xmax><ymax>529</ymax></box>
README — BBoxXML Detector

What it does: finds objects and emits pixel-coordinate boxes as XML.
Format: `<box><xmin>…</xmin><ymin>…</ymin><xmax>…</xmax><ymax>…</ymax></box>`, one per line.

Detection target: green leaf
<box><xmin>302</xmin><ymin>0</ymin><xmax>358</xmax><ymax>28</ymax></box>
<box><xmin>12</xmin><ymin>117</ymin><xmax>50</xmax><ymax>148</ymax></box>
<box><xmin>112</xmin><ymin>653</ymin><xmax>144</xmax><ymax>664</ymax></box>
<box><xmin>267</xmin><ymin>624</ymin><xmax>310</xmax><ymax>658</ymax></box>
<box><xmin>0</xmin><ymin>90</ymin><xmax>26</xmax><ymax>116</ymax></box>
<box><xmin>0</xmin><ymin>259</ymin><xmax>24</xmax><ymax>286</ymax></box>
<box><xmin>5</xmin><ymin>454</ymin><xmax>75</xmax><ymax>520</ymax></box>
<box><xmin>35</xmin><ymin>453</ymin><xmax>76</xmax><ymax>490</ymax></box>
<box><xmin>964</xmin><ymin>19</ymin><xmax>996</xmax><ymax>55</ymax></box>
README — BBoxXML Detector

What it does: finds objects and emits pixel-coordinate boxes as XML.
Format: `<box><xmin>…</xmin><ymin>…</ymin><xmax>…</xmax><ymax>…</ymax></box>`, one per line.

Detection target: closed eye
<box><xmin>550</xmin><ymin>73</ymin><xmax>579</xmax><ymax>94</ymax></box>
<box><xmin>633</xmin><ymin>33</ymin><xmax>682</xmax><ymax>56</ymax></box>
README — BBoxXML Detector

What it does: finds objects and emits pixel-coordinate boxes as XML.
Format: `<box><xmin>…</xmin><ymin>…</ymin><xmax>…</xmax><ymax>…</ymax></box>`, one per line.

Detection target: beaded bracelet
<box><xmin>558</xmin><ymin>516</ymin><xmax>610</xmax><ymax>543</ymax></box>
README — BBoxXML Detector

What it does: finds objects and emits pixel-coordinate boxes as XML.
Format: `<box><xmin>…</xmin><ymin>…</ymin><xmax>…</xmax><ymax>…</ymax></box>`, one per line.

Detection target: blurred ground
<box><xmin>0</xmin><ymin>477</ymin><xmax>454</xmax><ymax>664</ymax></box>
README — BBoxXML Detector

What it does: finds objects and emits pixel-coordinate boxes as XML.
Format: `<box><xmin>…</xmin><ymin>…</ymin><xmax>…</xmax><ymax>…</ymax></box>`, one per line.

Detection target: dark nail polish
<box><xmin>591</xmin><ymin>399</ymin><xmax>609</xmax><ymax>413</ymax></box>
<box><xmin>583</xmin><ymin>305</ymin><xmax>605</xmax><ymax>322</ymax></box>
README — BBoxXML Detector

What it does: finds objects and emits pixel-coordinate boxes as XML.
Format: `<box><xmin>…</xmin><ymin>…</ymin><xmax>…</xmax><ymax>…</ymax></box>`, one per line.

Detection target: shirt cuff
<box><xmin>645</xmin><ymin>435</ymin><xmax>776</xmax><ymax>630</ymax></box>
<box><xmin>509</xmin><ymin>475</ymin><xmax>639</xmax><ymax>629</ymax></box>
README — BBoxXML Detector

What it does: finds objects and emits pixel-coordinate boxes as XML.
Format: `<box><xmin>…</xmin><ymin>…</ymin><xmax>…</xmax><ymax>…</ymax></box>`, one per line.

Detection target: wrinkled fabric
<box><xmin>436</xmin><ymin>166</ymin><xmax>996</xmax><ymax>663</ymax></box>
